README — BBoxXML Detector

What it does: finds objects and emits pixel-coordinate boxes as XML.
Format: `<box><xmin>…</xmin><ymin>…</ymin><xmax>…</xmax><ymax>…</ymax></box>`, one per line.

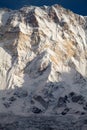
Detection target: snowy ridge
<box><xmin>0</xmin><ymin>5</ymin><xmax>87</xmax><ymax>116</ymax></box>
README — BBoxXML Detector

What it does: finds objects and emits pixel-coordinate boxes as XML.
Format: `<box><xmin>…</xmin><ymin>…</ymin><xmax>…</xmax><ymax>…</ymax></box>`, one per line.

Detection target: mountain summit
<box><xmin>0</xmin><ymin>5</ymin><xmax>87</xmax><ymax>116</ymax></box>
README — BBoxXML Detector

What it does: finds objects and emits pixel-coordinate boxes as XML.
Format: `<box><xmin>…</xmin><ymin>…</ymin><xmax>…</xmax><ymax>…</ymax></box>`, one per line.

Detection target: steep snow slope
<box><xmin>0</xmin><ymin>5</ymin><xmax>87</xmax><ymax>116</ymax></box>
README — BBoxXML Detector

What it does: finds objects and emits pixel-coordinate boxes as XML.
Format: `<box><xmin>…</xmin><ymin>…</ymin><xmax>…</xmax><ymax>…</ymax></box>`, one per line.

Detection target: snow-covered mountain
<box><xmin>0</xmin><ymin>5</ymin><xmax>87</xmax><ymax>116</ymax></box>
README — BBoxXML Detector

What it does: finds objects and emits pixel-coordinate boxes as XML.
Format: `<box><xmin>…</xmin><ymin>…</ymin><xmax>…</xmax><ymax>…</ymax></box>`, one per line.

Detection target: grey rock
<box><xmin>3</xmin><ymin>102</ymin><xmax>11</xmax><ymax>108</ymax></box>
<box><xmin>32</xmin><ymin>107</ymin><xmax>42</xmax><ymax>114</ymax></box>
<box><xmin>61</xmin><ymin>108</ymin><xmax>70</xmax><ymax>115</ymax></box>
<box><xmin>71</xmin><ymin>95</ymin><xmax>84</xmax><ymax>103</ymax></box>
<box><xmin>58</xmin><ymin>97</ymin><xmax>67</xmax><ymax>107</ymax></box>
<box><xmin>13</xmin><ymin>89</ymin><xmax>28</xmax><ymax>98</ymax></box>
<box><xmin>9</xmin><ymin>96</ymin><xmax>16</xmax><ymax>102</ymax></box>
<box><xmin>83</xmin><ymin>103</ymin><xmax>87</xmax><ymax>110</ymax></box>
<box><xmin>34</xmin><ymin>95</ymin><xmax>48</xmax><ymax>109</ymax></box>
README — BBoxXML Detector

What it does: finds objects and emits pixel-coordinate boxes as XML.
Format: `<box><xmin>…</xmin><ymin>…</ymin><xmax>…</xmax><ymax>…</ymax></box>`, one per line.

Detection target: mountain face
<box><xmin>0</xmin><ymin>5</ymin><xmax>87</xmax><ymax>116</ymax></box>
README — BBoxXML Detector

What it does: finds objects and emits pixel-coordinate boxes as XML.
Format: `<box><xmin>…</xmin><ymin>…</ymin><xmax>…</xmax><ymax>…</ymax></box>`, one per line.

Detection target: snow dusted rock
<box><xmin>0</xmin><ymin>4</ymin><xmax>87</xmax><ymax>116</ymax></box>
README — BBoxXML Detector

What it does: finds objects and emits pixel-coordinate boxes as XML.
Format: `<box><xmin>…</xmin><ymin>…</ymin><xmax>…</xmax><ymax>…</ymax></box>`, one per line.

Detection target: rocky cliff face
<box><xmin>0</xmin><ymin>5</ymin><xmax>87</xmax><ymax>116</ymax></box>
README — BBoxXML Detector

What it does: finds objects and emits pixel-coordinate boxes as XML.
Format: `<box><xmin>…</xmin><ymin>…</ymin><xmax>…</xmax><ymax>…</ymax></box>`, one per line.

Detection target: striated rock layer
<box><xmin>0</xmin><ymin>5</ymin><xmax>87</xmax><ymax>116</ymax></box>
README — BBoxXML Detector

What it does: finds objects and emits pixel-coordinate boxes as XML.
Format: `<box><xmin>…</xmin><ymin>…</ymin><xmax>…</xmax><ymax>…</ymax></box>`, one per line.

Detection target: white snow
<box><xmin>0</xmin><ymin>10</ymin><xmax>10</xmax><ymax>26</ymax></box>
